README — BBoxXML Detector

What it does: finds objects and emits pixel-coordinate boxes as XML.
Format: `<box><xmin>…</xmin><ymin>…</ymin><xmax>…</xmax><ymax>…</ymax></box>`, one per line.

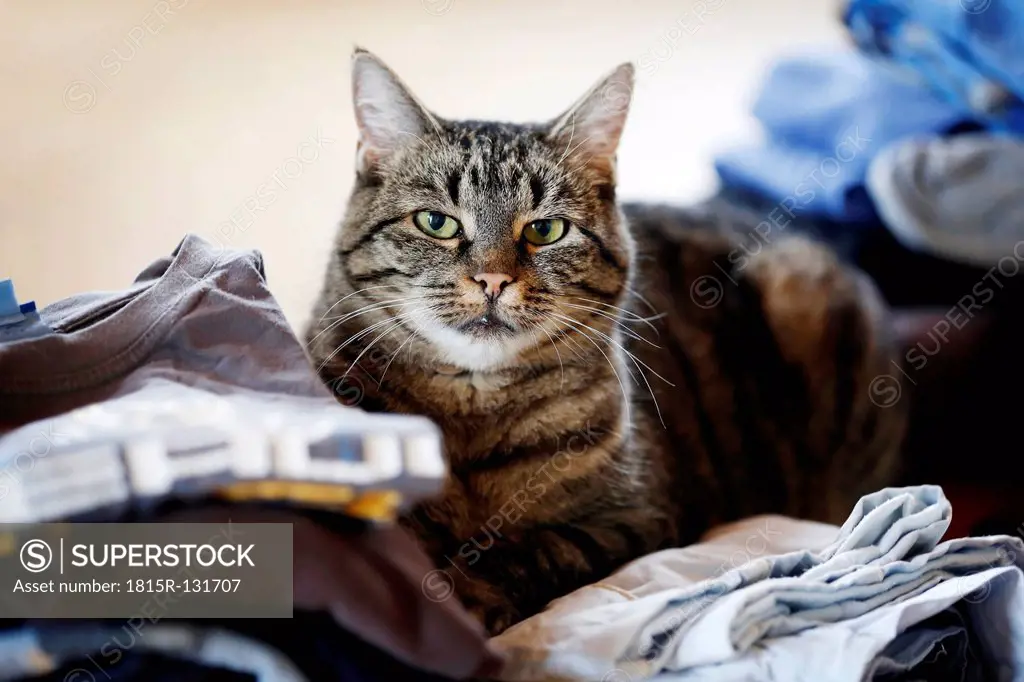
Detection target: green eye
<box><xmin>413</xmin><ymin>211</ymin><xmax>461</xmax><ymax>239</ymax></box>
<box><xmin>523</xmin><ymin>218</ymin><xmax>568</xmax><ymax>246</ymax></box>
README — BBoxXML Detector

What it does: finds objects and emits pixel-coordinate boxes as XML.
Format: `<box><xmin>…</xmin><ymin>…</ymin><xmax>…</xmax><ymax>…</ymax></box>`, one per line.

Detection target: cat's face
<box><xmin>335</xmin><ymin>50</ymin><xmax>635</xmax><ymax>372</ymax></box>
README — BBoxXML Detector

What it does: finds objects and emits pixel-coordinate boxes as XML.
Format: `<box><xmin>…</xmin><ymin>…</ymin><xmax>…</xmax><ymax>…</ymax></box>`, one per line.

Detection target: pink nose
<box><xmin>473</xmin><ymin>272</ymin><xmax>514</xmax><ymax>299</ymax></box>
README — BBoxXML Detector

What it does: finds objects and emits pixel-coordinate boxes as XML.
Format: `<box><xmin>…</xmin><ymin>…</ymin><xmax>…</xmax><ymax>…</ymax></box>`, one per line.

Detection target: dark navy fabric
<box><xmin>35</xmin><ymin>652</ymin><xmax>256</xmax><ymax>682</ymax></box>
<box><xmin>709</xmin><ymin>187</ymin><xmax>991</xmax><ymax>308</ymax></box>
<box><xmin>0</xmin><ymin>615</ymin><xmax>454</xmax><ymax>682</ymax></box>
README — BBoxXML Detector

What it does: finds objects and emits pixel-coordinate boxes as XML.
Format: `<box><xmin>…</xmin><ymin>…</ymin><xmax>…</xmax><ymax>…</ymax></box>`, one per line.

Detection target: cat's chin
<box><xmin>413</xmin><ymin>319</ymin><xmax>539</xmax><ymax>373</ymax></box>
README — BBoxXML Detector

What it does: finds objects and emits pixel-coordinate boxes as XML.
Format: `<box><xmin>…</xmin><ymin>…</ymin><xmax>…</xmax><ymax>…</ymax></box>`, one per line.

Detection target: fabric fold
<box><xmin>491</xmin><ymin>486</ymin><xmax>1024</xmax><ymax>682</ymax></box>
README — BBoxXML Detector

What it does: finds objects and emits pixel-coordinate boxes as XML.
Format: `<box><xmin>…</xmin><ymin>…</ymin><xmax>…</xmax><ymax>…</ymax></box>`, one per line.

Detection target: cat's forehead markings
<box><xmin>529</xmin><ymin>176</ymin><xmax>546</xmax><ymax>210</ymax></box>
<box><xmin>446</xmin><ymin>169</ymin><xmax>461</xmax><ymax>207</ymax></box>
<box><xmin>460</xmin><ymin>212</ymin><xmax>479</xmax><ymax>240</ymax></box>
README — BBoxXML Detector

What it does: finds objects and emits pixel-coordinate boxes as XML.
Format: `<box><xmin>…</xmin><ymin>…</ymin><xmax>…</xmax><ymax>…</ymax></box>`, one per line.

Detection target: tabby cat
<box><xmin>305</xmin><ymin>49</ymin><xmax>909</xmax><ymax>635</ymax></box>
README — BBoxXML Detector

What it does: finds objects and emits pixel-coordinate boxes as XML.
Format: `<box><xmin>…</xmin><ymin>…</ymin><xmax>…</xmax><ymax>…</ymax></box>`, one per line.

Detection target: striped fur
<box><xmin>305</xmin><ymin>51</ymin><xmax>908</xmax><ymax>634</ymax></box>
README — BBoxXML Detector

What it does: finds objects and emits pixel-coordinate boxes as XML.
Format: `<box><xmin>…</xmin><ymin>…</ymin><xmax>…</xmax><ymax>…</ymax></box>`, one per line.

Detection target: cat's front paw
<box><xmin>456</xmin><ymin>577</ymin><xmax>521</xmax><ymax>636</ymax></box>
<box><xmin>470</xmin><ymin>601</ymin><xmax>519</xmax><ymax>636</ymax></box>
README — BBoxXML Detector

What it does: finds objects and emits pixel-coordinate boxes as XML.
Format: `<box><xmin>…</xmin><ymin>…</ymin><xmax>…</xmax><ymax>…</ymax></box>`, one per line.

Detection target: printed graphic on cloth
<box><xmin>0</xmin><ymin>235</ymin><xmax>446</xmax><ymax>524</ymax></box>
<box><xmin>0</xmin><ymin>381</ymin><xmax>444</xmax><ymax>525</ymax></box>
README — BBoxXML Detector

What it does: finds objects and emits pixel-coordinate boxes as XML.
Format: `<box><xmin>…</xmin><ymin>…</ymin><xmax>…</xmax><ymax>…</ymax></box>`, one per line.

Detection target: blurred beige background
<box><xmin>0</xmin><ymin>0</ymin><xmax>843</xmax><ymax>331</ymax></box>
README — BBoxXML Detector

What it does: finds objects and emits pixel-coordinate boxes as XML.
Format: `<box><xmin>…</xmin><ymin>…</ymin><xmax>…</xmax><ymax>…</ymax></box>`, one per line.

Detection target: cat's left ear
<box><xmin>546</xmin><ymin>63</ymin><xmax>634</xmax><ymax>181</ymax></box>
<box><xmin>351</xmin><ymin>48</ymin><xmax>439</xmax><ymax>176</ymax></box>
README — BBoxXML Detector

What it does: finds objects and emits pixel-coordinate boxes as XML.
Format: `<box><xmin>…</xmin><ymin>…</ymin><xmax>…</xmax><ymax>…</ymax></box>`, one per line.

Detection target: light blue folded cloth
<box><xmin>669</xmin><ymin>616</ymin><xmax>981</xmax><ymax>682</ymax></box>
<box><xmin>493</xmin><ymin>486</ymin><xmax>1024</xmax><ymax>681</ymax></box>
<box><xmin>626</xmin><ymin>486</ymin><xmax>1022</xmax><ymax>670</ymax></box>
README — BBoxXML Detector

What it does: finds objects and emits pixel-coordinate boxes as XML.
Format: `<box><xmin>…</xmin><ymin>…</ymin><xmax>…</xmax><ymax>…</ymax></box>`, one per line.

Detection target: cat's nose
<box><xmin>473</xmin><ymin>272</ymin><xmax>514</xmax><ymax>299</ymax></box>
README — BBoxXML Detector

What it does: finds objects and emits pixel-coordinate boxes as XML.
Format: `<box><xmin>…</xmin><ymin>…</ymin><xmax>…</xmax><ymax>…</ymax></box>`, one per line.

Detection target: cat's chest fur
<box><xmin>361</xmin><ymin>362</ymin><xmax>638</xmax><ymax>537</ymax></box>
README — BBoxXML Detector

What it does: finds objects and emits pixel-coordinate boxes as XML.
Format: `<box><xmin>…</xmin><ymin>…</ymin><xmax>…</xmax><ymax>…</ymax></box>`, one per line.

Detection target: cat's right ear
<box><xmin>546</xmin><ymin>63</ymin><xmax>634</xmax><ymax>183</ymax></box>
<box><xmin>351</xmin><ymin>48</ymin><xmax>437</xmax><ymax>175</ymax></box>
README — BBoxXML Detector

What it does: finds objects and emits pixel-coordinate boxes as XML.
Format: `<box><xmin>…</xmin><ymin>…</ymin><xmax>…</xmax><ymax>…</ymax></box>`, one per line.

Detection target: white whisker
<box><xmin>552</xmin><ymin>315</ymin><xmax>639</xmax><ymax>384</ymax></box>
<box><xmin>550</xmin><ymin>314</ymin><xmax>632</xmax><ymax>428</ymax></box>
<box><xmin>563</xmin><ymin>303</ymin><xmax>660</xmax><ymax>348</ymax></box>
<box><xmin>317</xmin><ymin>315</ymin><xmax>397</xmax><ymax>373</ymax></box>
<box><xmin>378</xmin><ymin>312</ymin><xmax>434</xmax><ymax>386</ymax></box>
<box><xmin>567</xmin><ymin>152</ymin><xmax>596</xmax><ymax>176</ymax></box>
<box><xmin>564</xmin><ymin>135</ymin><xmax>594</xmax><ymax>161</ymax></box>
<box><xmin>316</xmin><ymin>306</ymin><xmax>431</xmax><ymax>373</ymax></box>
<box><xmin>322</xmin><ymin>295</ymin><xmax>434</xmax><ymax>322</ymax></box>
<box><xmin>625</xmin><ymin>286</ymin><xmax>661</xmax><ymax>318</ymax></box>
<box><xmin>529</xmin><ymin>320</ymin><xmax>566</xmax><ymax>393</ymax></box>
<box><xmin>556</xmin><ymin>113</ymin><xmax>577</xmax><ymax>165</ymax></box>
<box><xmin>318</xmin><ymin>284</ymin><xmax>403</xmax><ymax>321</ymax></box>
<box><xmin>339</xmin><ymin>312</ymin><xmax>423</xmax><ymax>385</ymax></box>
<box><xmin>551</xmin><ymin>312</ymin><xmax>671</xmax><ymax>428</ymax></box>
<box><xmin>551</xmin><ymin>313</ymin><xmax>673</xmax><ymax>386</ymax></box>
<box><xmin>568</xmin><ymin>297</ymin><xmax>662</xmax><ymax>334</ymax></box>
<box><xmin>309</xmin><ymin>296</ymin><xmax>435</xmax><ymax>347</ymax></box>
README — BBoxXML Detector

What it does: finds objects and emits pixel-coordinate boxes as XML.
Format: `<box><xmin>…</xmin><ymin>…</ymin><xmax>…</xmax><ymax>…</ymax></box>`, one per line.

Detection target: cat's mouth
<box><xmin>457</xmin><ymin>313</ymin><xmax>516</xmax><ymax>338</ymax></box>
<box><xmin>412</xmin><ymin>306</ymin><xmax>536</xmax><ymax>371</ymax></box>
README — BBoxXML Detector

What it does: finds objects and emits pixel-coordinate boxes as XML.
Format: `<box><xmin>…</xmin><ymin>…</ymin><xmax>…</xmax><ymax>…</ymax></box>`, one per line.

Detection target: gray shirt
<box><xmin>0</xmin><ymin>235</ymin><xmax>443</xmax><ymax>523</ymax></box>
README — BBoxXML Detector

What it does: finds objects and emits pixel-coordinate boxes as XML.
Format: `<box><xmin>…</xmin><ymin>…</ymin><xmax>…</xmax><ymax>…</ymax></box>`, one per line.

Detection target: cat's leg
<box><xmin>411</xmin><ymin>509</ymin><xmax>668</xmax><ymax>635</ymax></box>
<box><xmin>631</xmin><ymin>225</ymin><xmax>908</xmax><ymax>530</ymax></box>
<box><xmin>738</xmin><ymin>236</ymin><xmax>909</xmax><ymax>522</ymax></box>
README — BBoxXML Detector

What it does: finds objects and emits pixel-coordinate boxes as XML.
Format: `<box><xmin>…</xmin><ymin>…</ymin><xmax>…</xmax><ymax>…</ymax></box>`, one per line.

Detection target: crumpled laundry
<box><xmin>492</xmin><ymin>486</ymin><xmax>1024</xmax><ymax>682</ymax></box>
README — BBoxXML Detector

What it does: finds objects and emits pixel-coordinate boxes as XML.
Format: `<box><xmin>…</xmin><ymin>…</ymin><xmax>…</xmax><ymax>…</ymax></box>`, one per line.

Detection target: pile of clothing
<box><xmin>0</xmin><ymin>237</ymin><xmax>476</xmax><ymax>682</ymax></box>
<box><xmin>492</xmin><ymin>486</ymin><xmax>1024</xmax><ymax>682</ymax></box>
<box><xmin>713</xmin><ymin>0</ymin><xmax>1024</xmax><ymax>273</ymax></box>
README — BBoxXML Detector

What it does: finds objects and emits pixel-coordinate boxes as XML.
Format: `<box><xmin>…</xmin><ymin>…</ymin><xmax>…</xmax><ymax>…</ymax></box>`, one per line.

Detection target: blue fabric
<box><xmin>0</xmin><ymin>280</ymin><xmax>20</xmax><ymax>320</ymax></box>
<box><xmin>713</xmin><ymin>0</ymin><xmax>1024</xmax><ymax>223</ymax></box>
<box><xmin>0</xmin><ymin>616</ymin><xmax>453</xmax><ymax>682</ymax></box>
<box><xmin>844</xmin><ymin>0</ymin><xmax>1024</xmax><ymax>132</ymax></box>
<box><xmin>713</xmin><ymin>51</ymin><xmax>978</xmax><ymax>223</ymax></box>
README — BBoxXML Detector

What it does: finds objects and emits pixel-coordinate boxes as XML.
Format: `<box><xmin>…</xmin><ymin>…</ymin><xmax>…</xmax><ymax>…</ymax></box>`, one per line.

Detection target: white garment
<box><xmin>492</xmin><ymin>486</ymin><xmax>1024</xmax><ymax>682</ymax></box>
